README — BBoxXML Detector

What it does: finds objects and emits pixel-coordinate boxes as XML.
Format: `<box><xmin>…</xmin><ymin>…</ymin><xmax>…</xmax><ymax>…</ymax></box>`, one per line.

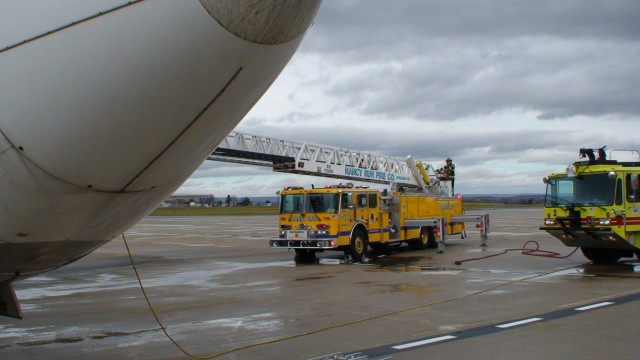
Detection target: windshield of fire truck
<box><xmin>279</xmin><ymin>193</ymin><xmax>341</xmax><ymax>214</ymax></box>
<box><xmin>544</xmin><ymin>173</ymin><xmax>615</xmax><ymax>207</ymax></box>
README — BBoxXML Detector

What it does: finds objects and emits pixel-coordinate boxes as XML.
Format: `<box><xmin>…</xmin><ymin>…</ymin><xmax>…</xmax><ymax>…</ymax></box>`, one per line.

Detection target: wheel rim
<box><xmin>354</xmin><ymin>236</ymin><xmax>364</xmax><ymax>254</ymax></box>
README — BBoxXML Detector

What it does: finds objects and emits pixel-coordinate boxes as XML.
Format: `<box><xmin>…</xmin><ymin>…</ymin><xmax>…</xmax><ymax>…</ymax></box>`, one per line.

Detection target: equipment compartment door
<box><xmin>625</xmin><ymin>173</ymin><xmax>640</xmax><ymax>246</ymax></box>
<box><xmin>354</xmin><ymin>193</ymin><xmax>373</xmax><ymax>240</ymax></box>
<box><xmin>367</xmin><ymin>192</ymin><xmax>382</xmax><ymax>242</ymax></box>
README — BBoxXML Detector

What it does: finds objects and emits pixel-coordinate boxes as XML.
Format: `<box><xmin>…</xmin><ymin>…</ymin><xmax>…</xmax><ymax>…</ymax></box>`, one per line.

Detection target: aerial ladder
<box><xmin>208</xmin><ymin>131</ymin><xmax>489</xmax><ymax>260</ymax></box>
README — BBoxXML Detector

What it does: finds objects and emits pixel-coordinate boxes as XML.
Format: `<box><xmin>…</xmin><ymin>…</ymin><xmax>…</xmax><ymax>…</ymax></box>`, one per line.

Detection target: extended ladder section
<box><xmin>209</xmin><ymin>131</ymin><xmax>440</xmax><ymax>192</ymax></box>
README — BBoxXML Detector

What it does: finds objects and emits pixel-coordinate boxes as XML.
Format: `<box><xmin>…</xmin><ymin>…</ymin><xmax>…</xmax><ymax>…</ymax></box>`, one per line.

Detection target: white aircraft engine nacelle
<box><xmin>0</xmin><ymin>0</ymin><xmax>321</xmax><ymax>317</ymax></box>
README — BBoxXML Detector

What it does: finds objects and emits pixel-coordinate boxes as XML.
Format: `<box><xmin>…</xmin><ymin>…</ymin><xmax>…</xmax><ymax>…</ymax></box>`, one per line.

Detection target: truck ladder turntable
<box><xmin>209</xmin><ymin>131</ymin><xmax>489</xmax><ymax>251</ymax></box>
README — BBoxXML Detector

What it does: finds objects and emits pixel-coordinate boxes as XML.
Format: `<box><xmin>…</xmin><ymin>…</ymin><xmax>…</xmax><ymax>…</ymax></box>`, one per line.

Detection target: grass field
<box><xmin>149</xmin><ymin>202</ymin><xmax>541</xmax><ymax>216</ymax></box>
<box><xmin>463</xmin><ymin>202</ymin><xmax>542</xmax><ymax>211</ymax></box>
<box><xmin>150</xmin><ymin>206</ymin><xmax>279</xmax><ymax>216</ymax></box>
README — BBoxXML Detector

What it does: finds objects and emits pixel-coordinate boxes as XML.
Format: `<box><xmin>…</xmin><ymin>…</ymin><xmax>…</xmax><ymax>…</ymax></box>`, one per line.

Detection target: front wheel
<box><xmin>347</xmin><ymin>229</ymin><xmax>367</xmax><ymax>262</ymax></box>
<box><xmin>580</xmin><ymin>247</ymin><xmax>621</xmax><ymax>264</ymax></box>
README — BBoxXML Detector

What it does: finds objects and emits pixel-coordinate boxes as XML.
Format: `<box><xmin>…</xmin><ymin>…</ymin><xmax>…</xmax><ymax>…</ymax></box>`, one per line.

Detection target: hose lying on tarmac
<box><xmin>454</xmin><ymin>240</ymin><xmax>579</xmax><ymax>265</ymax></box>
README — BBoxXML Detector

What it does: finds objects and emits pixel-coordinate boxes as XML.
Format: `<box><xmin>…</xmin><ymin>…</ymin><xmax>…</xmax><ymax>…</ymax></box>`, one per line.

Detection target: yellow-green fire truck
<box><xmin>540</xmin><ymin>148</ymin><xmax>640</xmax><ymax>263</ymax></box>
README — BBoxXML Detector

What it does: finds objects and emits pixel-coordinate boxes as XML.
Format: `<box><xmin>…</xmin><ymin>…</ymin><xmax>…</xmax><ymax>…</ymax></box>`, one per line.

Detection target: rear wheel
<box><xmin>408</xmin><ymin>228</ymin><xmax>436</xmax><ymax>250</ymax></box>
<box><xmin>580</xmin><ymin>248</ymin><xmax>621</xmax><ymax>264</ymax></box>
<box><xmin>347</xmin><ymin>229</ymin><xmax>367</xmax><ymax>262</ymax></box>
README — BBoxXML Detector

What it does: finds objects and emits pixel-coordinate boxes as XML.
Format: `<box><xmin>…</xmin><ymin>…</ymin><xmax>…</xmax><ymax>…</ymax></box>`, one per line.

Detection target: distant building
<box><xmin>164</xmin><ymin>195</ymin><xmax>215</xmax><ymax>207</ymax></box>
<box><xmin>161</xmin><ymin>195</ymin><xmax>279</xmax><ymax>207</ymax></box>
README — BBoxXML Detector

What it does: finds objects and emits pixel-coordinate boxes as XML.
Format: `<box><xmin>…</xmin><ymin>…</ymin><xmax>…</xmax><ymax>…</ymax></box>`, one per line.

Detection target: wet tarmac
<box><xmin>2</xmin><ymin>208</ymin><xmax>640</xmax><ymax>359</ymax></box>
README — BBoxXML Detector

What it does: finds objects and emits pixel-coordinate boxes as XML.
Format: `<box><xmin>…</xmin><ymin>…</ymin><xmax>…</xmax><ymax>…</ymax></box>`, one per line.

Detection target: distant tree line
<box><xmin>165</xmin><ymin>194</ymin><xmax>275</xmax><ymax>207</ymax></box>
<box><xmin>465</xmin><ymin>194</ymin><xmax>544</xmax><ymax>204</ymax></box>
<box><xmin>224</xmin><ymin>194</ymin><xmax>252</xmax><ymax>206</ymax></box>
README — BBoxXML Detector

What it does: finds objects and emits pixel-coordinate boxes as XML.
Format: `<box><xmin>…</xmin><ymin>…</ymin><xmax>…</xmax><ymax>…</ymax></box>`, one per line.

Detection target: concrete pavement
<box><xmin>2</xmin><ymin>208</ymin><xmax>639</xmax><ymax>359</ymax></box>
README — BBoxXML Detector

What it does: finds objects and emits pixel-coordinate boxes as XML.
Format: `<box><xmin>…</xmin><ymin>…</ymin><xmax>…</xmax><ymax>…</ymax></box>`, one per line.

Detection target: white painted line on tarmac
<box><xmin>496</xmin><ymin>317</ymin><xmax>543</xmax><ymax>329</ymax></box>
<box><xmin>392</xmin><ymin>335</ymin><xmax>457</xmax><ymax>349</ymax></box>
<box><xmin>421</xmin><ymin>270</ymin><xmax>462</xmax><ymax>275</ymax></box>
<box><xmin>575</xmin><ymin>302</ymin><xmax>614</xmax><ymax>311</ymax></box>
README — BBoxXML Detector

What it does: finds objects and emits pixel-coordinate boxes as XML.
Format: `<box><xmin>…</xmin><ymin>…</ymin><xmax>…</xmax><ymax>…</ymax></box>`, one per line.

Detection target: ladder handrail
<box><xmin>209</xmin><ymin>131</ymin><xmax>446</xmax><ymax>192</ymax></box>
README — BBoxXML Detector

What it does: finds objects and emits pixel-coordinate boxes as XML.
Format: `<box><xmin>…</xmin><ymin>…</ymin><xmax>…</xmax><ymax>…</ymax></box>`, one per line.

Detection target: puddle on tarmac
<box><xmin>295</xmin><ymin>275</ymin><xmax>335</xmax><ymax>281</ymax></box>
<box><xmin>292</xmin><ymin>258</ymin><xmax>345</xmax><ymax>267</ymax></box>
<box><xmin>365</xmin><ymin>265</ymin><xmax>461</xmax><ymax>274</ymax></box>
<box><xmin>528</xmin><ymin>261</ymin><xmax>640</xmax><ymax>283</ymax></box>
<box><xmin>541</xmin><ymin>268</ymin><xmax>595</xmax><ymax>278</ymax></box>
<box><xmin>318</xmin><ymin>259</ymin><xmax>342</xmax><ymax>265</ymax></box>
<box><xmin>17</xmin><ymin>337</ymin><xmax>84</xmax><ymax>346</ymax></box>
<box><xmin>580</xmin><ymin>261</ymin><xmax>640</xmax><ymax>278</ymax></box>
<box><xmin>364</xmin><ymin>256</ymin><xmax>462</xmax><ymax>274</ymax></box>
<box><xmin>189</xmin><ymin>313</ymin><xmax>283</xmax><ymax>333</ymax></box>
<box><xmin>14</xmin><ymin>328</ymin><xmax>158</xmax><ymax>348</ymax></box>
<box><xmin>89</xmin><ymin>331</ymin><xmax>142</xmax><ymax>340</ymax></box>
<box><xmin>367</xmin><ymin>283</ymin><xmax>438</xmax><ymax>296</ymax></box>
<box><xmin>294</xmin><ymin>254</ymin><xmax>460</xmax><ymax>275</ymax></box>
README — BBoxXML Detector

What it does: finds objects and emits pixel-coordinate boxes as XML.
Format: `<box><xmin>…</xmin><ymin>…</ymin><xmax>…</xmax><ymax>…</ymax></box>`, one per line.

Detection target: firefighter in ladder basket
<box><xmin>437</xmin><ymin>157</ymin><xmax>456</xmax><ymax>193</ymax></box>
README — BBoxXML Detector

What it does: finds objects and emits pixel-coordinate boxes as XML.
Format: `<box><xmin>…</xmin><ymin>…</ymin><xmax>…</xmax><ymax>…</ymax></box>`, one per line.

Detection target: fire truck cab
<box><xmin>540</xmin><ymin>148</ymin><xmax>640</xmax><ymax>263</ymax></box>
<box><xmin>271</xmin><ymin>185</ymin><xmax>387</xmax><ymax>262</ymax></box>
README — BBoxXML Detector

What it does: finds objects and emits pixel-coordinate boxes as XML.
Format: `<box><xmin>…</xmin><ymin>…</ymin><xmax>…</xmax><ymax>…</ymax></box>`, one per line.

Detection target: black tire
<box><xmin>580</xmin><ymin>247</ymin><xmax>621</xmax><ymax>264</ymax></box>
<box><xmin>408</xmin><ymin>228</ymin><xmax>436</xmax><ymax>250</ymax></box>
<box><xmin>294</xmin><ymin>249</ymin><xmax>317</xmax><ymax>264</ymax></box>
<box><xmin>348</xmin><ymin>229</ymin><xmax>367</xmax><ymax>262</ymax></box>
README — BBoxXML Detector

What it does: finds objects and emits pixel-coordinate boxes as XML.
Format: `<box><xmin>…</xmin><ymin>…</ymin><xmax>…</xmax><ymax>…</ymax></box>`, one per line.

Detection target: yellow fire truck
<box><xmin>540</xmin><ymin>147</ymin><xmax>640</xmax><ymax>263</ymax></box>
<box><xmin>270</xmin><ymin>184</ymin><xmax>481</xmax><ymax>262</ymax></box>
<box><xmin>210</xmin><ymin>131</ymin><xmax>489</xmax><ymax>263</ymax></box>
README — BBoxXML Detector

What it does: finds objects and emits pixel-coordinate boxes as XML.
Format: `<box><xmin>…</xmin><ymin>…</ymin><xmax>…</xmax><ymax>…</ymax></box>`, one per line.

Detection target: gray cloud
<box><xmin>308</xmin><ymin>1</ymin><xmax>640</xmax><ymax>51</ymax></box>
<box><xmin>184</xmin><ymin>1</ymin><xmax>640</xmax><ymax>196</ymax></box>
<box><xmin>297</xmin><ymin>1</ymin><xmax>640</xmax><ymax>120</ymax></box>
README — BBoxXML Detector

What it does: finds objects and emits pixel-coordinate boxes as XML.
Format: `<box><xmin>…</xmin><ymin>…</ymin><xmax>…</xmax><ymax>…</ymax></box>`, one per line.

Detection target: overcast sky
<box><xmin>178</xmin><ymin>0</ymin><xmax>640</xmax><ymax>198</ymax></box>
